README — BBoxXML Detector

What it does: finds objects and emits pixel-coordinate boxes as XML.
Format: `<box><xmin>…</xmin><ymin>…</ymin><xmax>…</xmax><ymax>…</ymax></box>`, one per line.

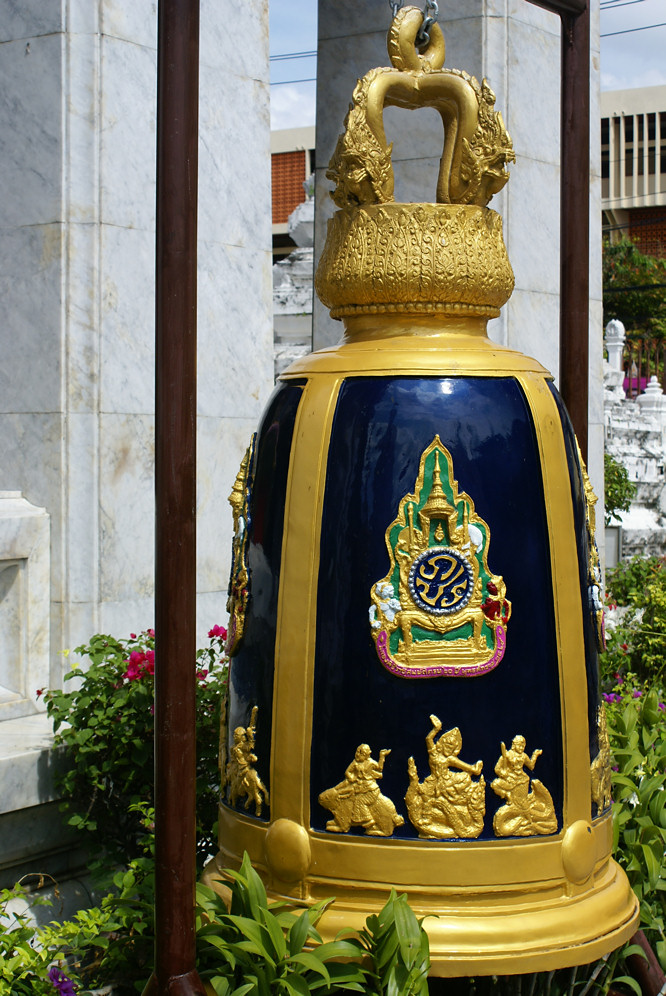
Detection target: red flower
<box><xmin>36</xmin><ymin>688</ymin><xmax>43</xmax><ymax>698</ymax></box>
<box><xmin>130</xmin><ymin>632</ymin><xmax>137</xmax><ymax>639</ymax></box>
<box><xmin>208</xmin><ymin>624</ymin><xmax>227</xmax><ymax>640</ymax></box>
<box><xmin>147</xmin><ymin>628</ymin><xmax>155</xmax><ymax>638</ymax></box>
<box><xmin>196</xmin><ymin>669</ymin><xmax>209</xmax><ymax>681</ymax></box>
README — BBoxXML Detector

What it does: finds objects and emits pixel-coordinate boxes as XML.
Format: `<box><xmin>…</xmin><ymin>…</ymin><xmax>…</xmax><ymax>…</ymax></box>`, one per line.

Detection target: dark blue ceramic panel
<box><xmin>311</xmin><ymin>376</ymin><xmax>562</xmax><ymax>839</ymax></box>
<box><xmin>225</xmin><ymin>380</ymin><xmax>305</xmax><ymax>820</ymax></box>
<box><xmin>549</xmin><ymin>383</ymin><xmax>601</xmax><ymax>802</ymax></box>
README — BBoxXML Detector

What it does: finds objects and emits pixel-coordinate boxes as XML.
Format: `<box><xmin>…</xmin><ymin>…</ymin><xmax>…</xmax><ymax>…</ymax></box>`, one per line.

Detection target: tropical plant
<box><xmin>604</xmin><ymin>453</ymin><xmax>636</xmax><ymax>527</ymax></box>
<box><xmin>43</xmin><ymin>627</ymin><xmax>228</xmax><ymax>870</ymax></box>
<box><xmin>603</xmin><ymin>238</ymin><xmax>666</xmax><ymax>340</ymax></box>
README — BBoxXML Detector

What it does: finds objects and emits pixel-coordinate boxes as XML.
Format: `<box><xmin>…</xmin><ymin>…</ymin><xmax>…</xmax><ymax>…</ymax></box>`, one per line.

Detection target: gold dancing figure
<box><xmin>406</xmin><ymin>717</ymin><xmax>485</xmax><ymax>838</ymax></box>
<box><xmin>319</xmin><ymin>744</ymin><xmax>405</xmax><ymax>836</ymax></box>
<box><xmin>226</xmin><ymin>706</ymin><xmax>269</xmax><ymax>817</ymax></box>
<box><xmin>491</xmin><ymin>735</ymin><xmax>557</xmax><ymax>836</ymax></box>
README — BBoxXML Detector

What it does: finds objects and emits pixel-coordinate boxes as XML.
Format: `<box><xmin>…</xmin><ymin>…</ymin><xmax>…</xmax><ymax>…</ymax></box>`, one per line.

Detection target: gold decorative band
<box><xmin>331</xmin><ymin>302</ymin><xmax>502</xmax><ymax>319</ymax></box>
<box><xmin>315</xmin><ymin>203</ymin><xmax>514</xmax><ymax>318</ymax></box>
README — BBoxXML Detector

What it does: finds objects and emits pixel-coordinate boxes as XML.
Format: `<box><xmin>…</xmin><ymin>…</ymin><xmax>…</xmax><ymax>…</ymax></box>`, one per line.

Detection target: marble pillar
<box><xmin>314</xmin><ymin>0</ymin><xmax>603</xmax><ymax>503</ymax></box>
<box><xmin>0</xmin><ymin>0</ymin><xmax>274</xmax><ymax>688</ymax></box>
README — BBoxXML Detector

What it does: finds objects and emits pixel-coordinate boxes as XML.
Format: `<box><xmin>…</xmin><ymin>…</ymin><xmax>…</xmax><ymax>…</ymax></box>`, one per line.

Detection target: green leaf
<box><xmin>288</xmin><ymin>909</ymin><xmax>311</xmax><ymax>956</ymax></box>
<box><xmin>612</xmin><ymin>975</ymin><xmax>643</xmax><ymax>996</ymax></box>
<box><xmin>288</xmin><ymin>952</ymin><xmax>331</xmax><ymax>985</ymax></box>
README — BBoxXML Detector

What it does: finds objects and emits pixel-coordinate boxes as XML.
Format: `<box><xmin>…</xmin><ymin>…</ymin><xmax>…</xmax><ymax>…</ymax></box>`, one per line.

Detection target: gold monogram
<box><xmin>370</xmin><ymin>437</ymin><xmax>510</xmax><ymax>678</ymax></box>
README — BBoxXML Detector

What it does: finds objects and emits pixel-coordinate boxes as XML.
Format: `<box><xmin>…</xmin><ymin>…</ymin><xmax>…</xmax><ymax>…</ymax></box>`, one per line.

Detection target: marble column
<box><xmin>314</xmin><ymin>0</ymin><xmax>603</xmax><ymax>503</ymax></box>
<box><xmin>0</xmin><ymin>0</ymin><xmax>273</xmax><ymax>687</ymax></box>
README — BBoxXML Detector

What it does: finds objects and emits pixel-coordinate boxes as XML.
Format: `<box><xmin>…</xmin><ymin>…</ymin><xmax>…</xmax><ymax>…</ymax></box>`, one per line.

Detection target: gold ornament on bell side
<box><xmin>406</xmin><ymin>716</ymin><xmax>485</xmax><ymax>838</ymax></box>
<box><xmin>226</xmin><ymin>706</ymin><xmax>269</xmax><ymax>818</ymax></box>
<box><xmin>491</xmin><ymin>735</ymin><xmax>557</xmax><ymax>837</ymax></box>
<box><xmin>226</xmin><ymin>434</ymin><xmax>256</xmax><ymax>655</ymax></box>
<box><xmin>370</xmin><ymin>436</ymin><xmax>511</xmax><ymax>678</ymax></box>
<box><xmin>591</xmin><ymin>705</ymin><xmax>612</xmax><ymax>814</ymax></box>
<box><xmin>319</xmin><ymin>744</ymin><xmax>405</xmax><ymax>837</ymax></box>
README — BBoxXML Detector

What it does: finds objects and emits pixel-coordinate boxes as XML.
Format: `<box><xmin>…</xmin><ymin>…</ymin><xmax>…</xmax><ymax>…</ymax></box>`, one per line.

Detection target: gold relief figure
<box><xmin>406</xmin><ymin>717</ymin><xmax>485</xmax><ymax>839</ymax></box>
<box><xmin>491</xmin><ymin>736</ymin><xmax>557</xmax><ymax>837</ymax></box>
<box><xmin>591</xmin><ymin>705</ymin><xmax>612</xmax><ymax>814</ymax></box>
<box><xmin>226</xmin><ymin>706</ymin><xmax>269</xmax><ymax>817</ymax></box>
<box><xmin>226</xmin><ymin>435</ymin><xmax>256</xmax><ymax>656</ymax></box>
<box><xmin>319</xmin><ymin>744</ymin><xmax>405</xmax><ymax>837</ymax></box>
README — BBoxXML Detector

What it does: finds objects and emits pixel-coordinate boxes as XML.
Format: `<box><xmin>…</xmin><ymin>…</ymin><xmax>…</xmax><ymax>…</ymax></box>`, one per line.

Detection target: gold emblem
<box><xmin>369</xmin><ymin>436</ymin><xmax>511</xmax><ymax>678</ymax></box>
<box><xmin>226</xmin><ymin>434</ymin><xmax>256</xmax><ymax>655</ymax></box>
<box><xmin>405</xmin><ymin>716</ymin><xmax>485</xmax><ymax>838</ymax></box>
<box><xmin>591</xmin><ymin>705</ymin><xmax>612</xmax><ymax>814</ymax></box>
<box><xmin>491</xmin><ymin>736</ymin><xmax>557</xmax><ymax>837</ymax></box>
<box><xmin>226</xmin><ymin>706</ymin><xmax>269</xmax><ymax>818</ymax></box>
<box><xmin>319</xmin><ymin>744</ymin><xmax>405</xmax><ymax>837</ymax></box>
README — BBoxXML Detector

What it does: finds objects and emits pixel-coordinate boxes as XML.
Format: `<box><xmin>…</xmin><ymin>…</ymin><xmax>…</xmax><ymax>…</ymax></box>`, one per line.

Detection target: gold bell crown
<box><xmin>315</xmin><ymin>6</ymin><xmax>517</xmax><ymax>321</ymax></box>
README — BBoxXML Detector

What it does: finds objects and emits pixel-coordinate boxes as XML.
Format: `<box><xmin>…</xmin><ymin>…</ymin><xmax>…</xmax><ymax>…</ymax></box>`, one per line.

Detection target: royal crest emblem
<box><xmin>369</xmin><ymin>436</ymin><xmax>510</xmax><ymax>678</ymax></box>
<box><xmin>226</xmin><ymin>433</ymin><xmax>256</xmax><ymax>656</ymax></box>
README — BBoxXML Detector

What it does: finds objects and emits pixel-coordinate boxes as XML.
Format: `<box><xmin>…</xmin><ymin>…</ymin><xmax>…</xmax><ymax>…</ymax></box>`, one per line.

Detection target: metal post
<box><xmin>559</xmin><ymin>5</ymin><xmax>591</xmax><ymax>460</ymax></box>
<box><xmin>527</xmin><ymin>0</ymin><xmax>590</xmax><ymax>459</ymax></box>
<box><xmin>142</xmin><ymin>0</ymin><xmax>206</xmax><ymax>993</ymax></box>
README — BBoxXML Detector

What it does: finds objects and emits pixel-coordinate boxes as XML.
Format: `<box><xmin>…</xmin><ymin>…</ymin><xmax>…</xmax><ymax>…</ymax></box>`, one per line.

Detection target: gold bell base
<box><xmin>309</xmin><ymin>858</ymin><xmax>638</xmax><ymax>977</ymax></box>
<box><xmin>205</xmin><ymin>809</ymin><xmax>639</xmax><ymax>977</ymax></box>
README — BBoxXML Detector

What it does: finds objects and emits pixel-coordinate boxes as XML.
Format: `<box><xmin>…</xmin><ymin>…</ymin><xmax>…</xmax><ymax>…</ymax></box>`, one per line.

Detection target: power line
<box><xmin>601</xmin><ymin>20</ymin><xmax>666</xmax><ymax>37</ymax></box>
<box><xmin>270</xmin><ymin>50</ymin><xmax>317</xmax><ymax>62</ymax></box>
<box><xmin>600</xmin><ymin>0</ymin><xmax>648</xmax><ymax>9</ymax></box>
<box><xmin>270</xmin><ymin>77</ymin><xmax>317</xmax><ymax>86</ymax></box>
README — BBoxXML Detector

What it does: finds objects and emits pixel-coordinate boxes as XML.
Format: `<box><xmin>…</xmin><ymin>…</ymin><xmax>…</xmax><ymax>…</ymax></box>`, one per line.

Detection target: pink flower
<box><xmin>147</xmin><ymin>628</ymin><xmax>155</xmax><ymax>638</ymax></box>
<box><xmin>36</xmin><ymin>688</ymin><xmax>43</xmax><ymax>698</ymax></box>
<box><xmin>130</xmin><ymin>632</ymin><xmax>137</xmax><ymax>639</ymax></box>
<box><xmin>208</xmin><ymin>624</ymin><xmax>227</xmax><ymax>640</ymax></box>
<box><xmin>196</xmin><ymin>669</ymin><xmax>209</xmax><ymax>681</ymax></box>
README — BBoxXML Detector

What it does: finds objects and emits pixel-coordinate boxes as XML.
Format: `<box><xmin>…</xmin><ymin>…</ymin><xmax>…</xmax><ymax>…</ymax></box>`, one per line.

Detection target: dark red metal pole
<box><xmin>143</xmin><ymin>0</ymin><xmax>205</xmax><ymax>993</ymax></box>
<box><xmin>527</xmin><ymin>0</ymin><xmax>590</xmax><ymax>458</ymax></box>
<box><xmin>559</xmin><ymin>4</ymin><xmax>590</xmax><ymax>460</ymax></box>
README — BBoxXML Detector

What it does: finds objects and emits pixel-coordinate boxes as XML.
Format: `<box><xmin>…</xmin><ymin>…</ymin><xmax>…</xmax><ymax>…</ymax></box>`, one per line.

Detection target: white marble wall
<box><xmin>314</xmin><ymin>0</ymin><xmax>604</xmax><ymax>502</ymax></box>
<box><xmin>0</xmin><ymin>0</ymin><xmax>274</xmax><ymax>688</ymax></box>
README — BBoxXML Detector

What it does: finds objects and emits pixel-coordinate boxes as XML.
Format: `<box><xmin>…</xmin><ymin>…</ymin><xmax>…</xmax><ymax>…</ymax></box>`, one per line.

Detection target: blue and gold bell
<box><xmin>205</xmin><ymin>7</ymin><xmax>638</xmax><ymax>976</ymax></box>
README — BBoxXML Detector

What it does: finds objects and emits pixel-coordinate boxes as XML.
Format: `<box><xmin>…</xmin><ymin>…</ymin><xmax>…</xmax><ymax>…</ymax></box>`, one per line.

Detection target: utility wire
<box><xmin>601</xmin><ymin>20</ymin><xmax>666</xmax><ymax>37</ymax></box>
<box><xmin>270</xmin><ymin>50</ymin><xmax>317</xmax><ymax>61</ymax></box>
<box><xmin>271</xmin><ymin>77</ymin><xmax>317</xmax><ymax>86</ymax></box>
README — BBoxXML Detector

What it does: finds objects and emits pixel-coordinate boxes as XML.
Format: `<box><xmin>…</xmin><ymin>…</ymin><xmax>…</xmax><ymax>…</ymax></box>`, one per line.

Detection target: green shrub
<box><xmin>43</xmin><ymin>627</ymin><xmax>228</xmax><ymax>870</ymax></box>
<box><xmin>604</xmin><ymin>453</ymin><xmax>636</xmax><ymax>527</ymax></box>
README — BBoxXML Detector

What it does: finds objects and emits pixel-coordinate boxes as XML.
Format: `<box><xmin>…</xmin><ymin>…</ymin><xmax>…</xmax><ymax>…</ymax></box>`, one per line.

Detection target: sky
<box><xmin>269</xmin><ymin>0</ymin><xmax>666</xmax><ymax>131</ymax></box>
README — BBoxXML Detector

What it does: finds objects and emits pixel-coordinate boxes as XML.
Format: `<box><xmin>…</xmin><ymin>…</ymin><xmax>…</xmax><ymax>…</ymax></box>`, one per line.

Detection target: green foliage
<box><xmin>196</xmin><ymin>854</ymin><xmax>433</xmax><ymax>996</ymax></box>
<box><xmin>603</xmin><ymin>238</ymin><xmax>666</xmax><ymax>339</ymax></box>
<box><xmin>604</xmin><ymin>453</ymin><xmax>636</xmax><ymax>527</ymax></box>
<box><xmin>44</xmin><ymin>628</ymin><xmax>228</xmax><ymax>869</ymax></box>
<box><xmin>357</xmin><ymin>890</ymin><xmax>430</xmax><ymax>996</ymax></box>
<box><xmin>605</xmin><ymin>684</ymin><xmax>666</xmax><ymax>969</ymax></box>
<box><xmin>602</xmin><ymin>556</ymin><xmax>666</xmax><ymax>687</ymax></box>
<box><xmin>196</xmin><ymin>852</ymin><xmax>369</xmax><ymax>995</ymax></box>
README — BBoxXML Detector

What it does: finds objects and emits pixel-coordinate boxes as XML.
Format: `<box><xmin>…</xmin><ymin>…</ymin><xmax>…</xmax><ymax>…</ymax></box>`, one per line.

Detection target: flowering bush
<box><xmin>44</xmin><ymin>627</ymin><xmax>228</xmax><ymax>871</ymax></box>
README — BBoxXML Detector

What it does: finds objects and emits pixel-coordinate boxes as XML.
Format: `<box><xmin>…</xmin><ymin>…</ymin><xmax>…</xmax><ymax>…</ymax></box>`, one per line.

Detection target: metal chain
<box><xmin>415</xmin><ymin>0</ymin><xmax>439</xmax><ymax>49</ymax></box>
<box><xmin>388</xmin><ymin>0</ymin><xmax>440</xmax><ymax>50</ymax></box>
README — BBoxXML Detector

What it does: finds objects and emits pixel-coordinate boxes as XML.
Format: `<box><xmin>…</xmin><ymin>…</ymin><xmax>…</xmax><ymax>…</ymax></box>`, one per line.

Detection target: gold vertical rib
<box><xmin>518</xmin><ymin>373</ymin><xmax>590</xmax><ymax>826</ymax></box>
<box><xmin>270</xmin><ymin>375</ymin><xmax>342</xmax><ymax>825</ymax></box>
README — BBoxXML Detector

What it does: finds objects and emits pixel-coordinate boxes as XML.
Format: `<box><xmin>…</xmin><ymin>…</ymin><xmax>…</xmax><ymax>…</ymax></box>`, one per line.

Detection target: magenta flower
<box><xmin>633</xmin><ymin>690</ymin><xmax>642</xmax><ymax>698</ymax></box>
<box><xmin>208</xmin><ymin>624</ymin><xmax>227</xmax><ymax>640</ymax></box>
<box><xmin>48</xmin><ymin>966</ymin><xmax>77</xmax><ymax>995</ymax></box>
<box><xmin>196</xmin><ymin>669</ymin><xmax>209</xmax><ymax>681</ymax></box>
<box><xmin>147</xmin><ymin>628</ymin><xmax>155</xmax><ymax>638</ymax></box>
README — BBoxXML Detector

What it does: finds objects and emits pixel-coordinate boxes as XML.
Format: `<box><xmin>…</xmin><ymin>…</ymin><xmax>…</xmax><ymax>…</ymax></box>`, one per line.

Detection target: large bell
<box><xmin>204</xmin><ymin>7</ymin><xmax>638</xmax><ymax>976</ymax></box>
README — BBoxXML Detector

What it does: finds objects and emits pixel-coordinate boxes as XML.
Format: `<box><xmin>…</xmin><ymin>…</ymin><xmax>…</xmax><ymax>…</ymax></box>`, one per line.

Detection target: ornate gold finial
<box><xmin>319</xmin><ymin>744</ymin><xmax>405</xmax><ymax>836</ymax></box>
<box><xmin>226</xmin><ymin>706</ymin><xmax>270</xmax><ymax>817</ymax></box>
<box><xmin>591</xmin><ymin>705</ymin><xmax>612</xmax><ymax>813</ymax></box>
<box><xmin>406</xmin><ymin>716</ymin><xmax>485</xmax><ymax>838</ymax></box>
<box><xmin>327</xmin><ymin>6</ymin><xmax>514</xmax><ymax>211</ymax></box>
<box><xmin>491</xmin><ymin>735</ymin><xmax>557</xmax><ymax>836</ymax></box>
<box><xmin>226</xmin><ymin>435</ymin><xmax>256</xmax><ymax>655</ymax></box>
<box><xmin>315</xmin><ymin>8</ymin><xmax>515</xmax><ymax>322</ymax></box>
